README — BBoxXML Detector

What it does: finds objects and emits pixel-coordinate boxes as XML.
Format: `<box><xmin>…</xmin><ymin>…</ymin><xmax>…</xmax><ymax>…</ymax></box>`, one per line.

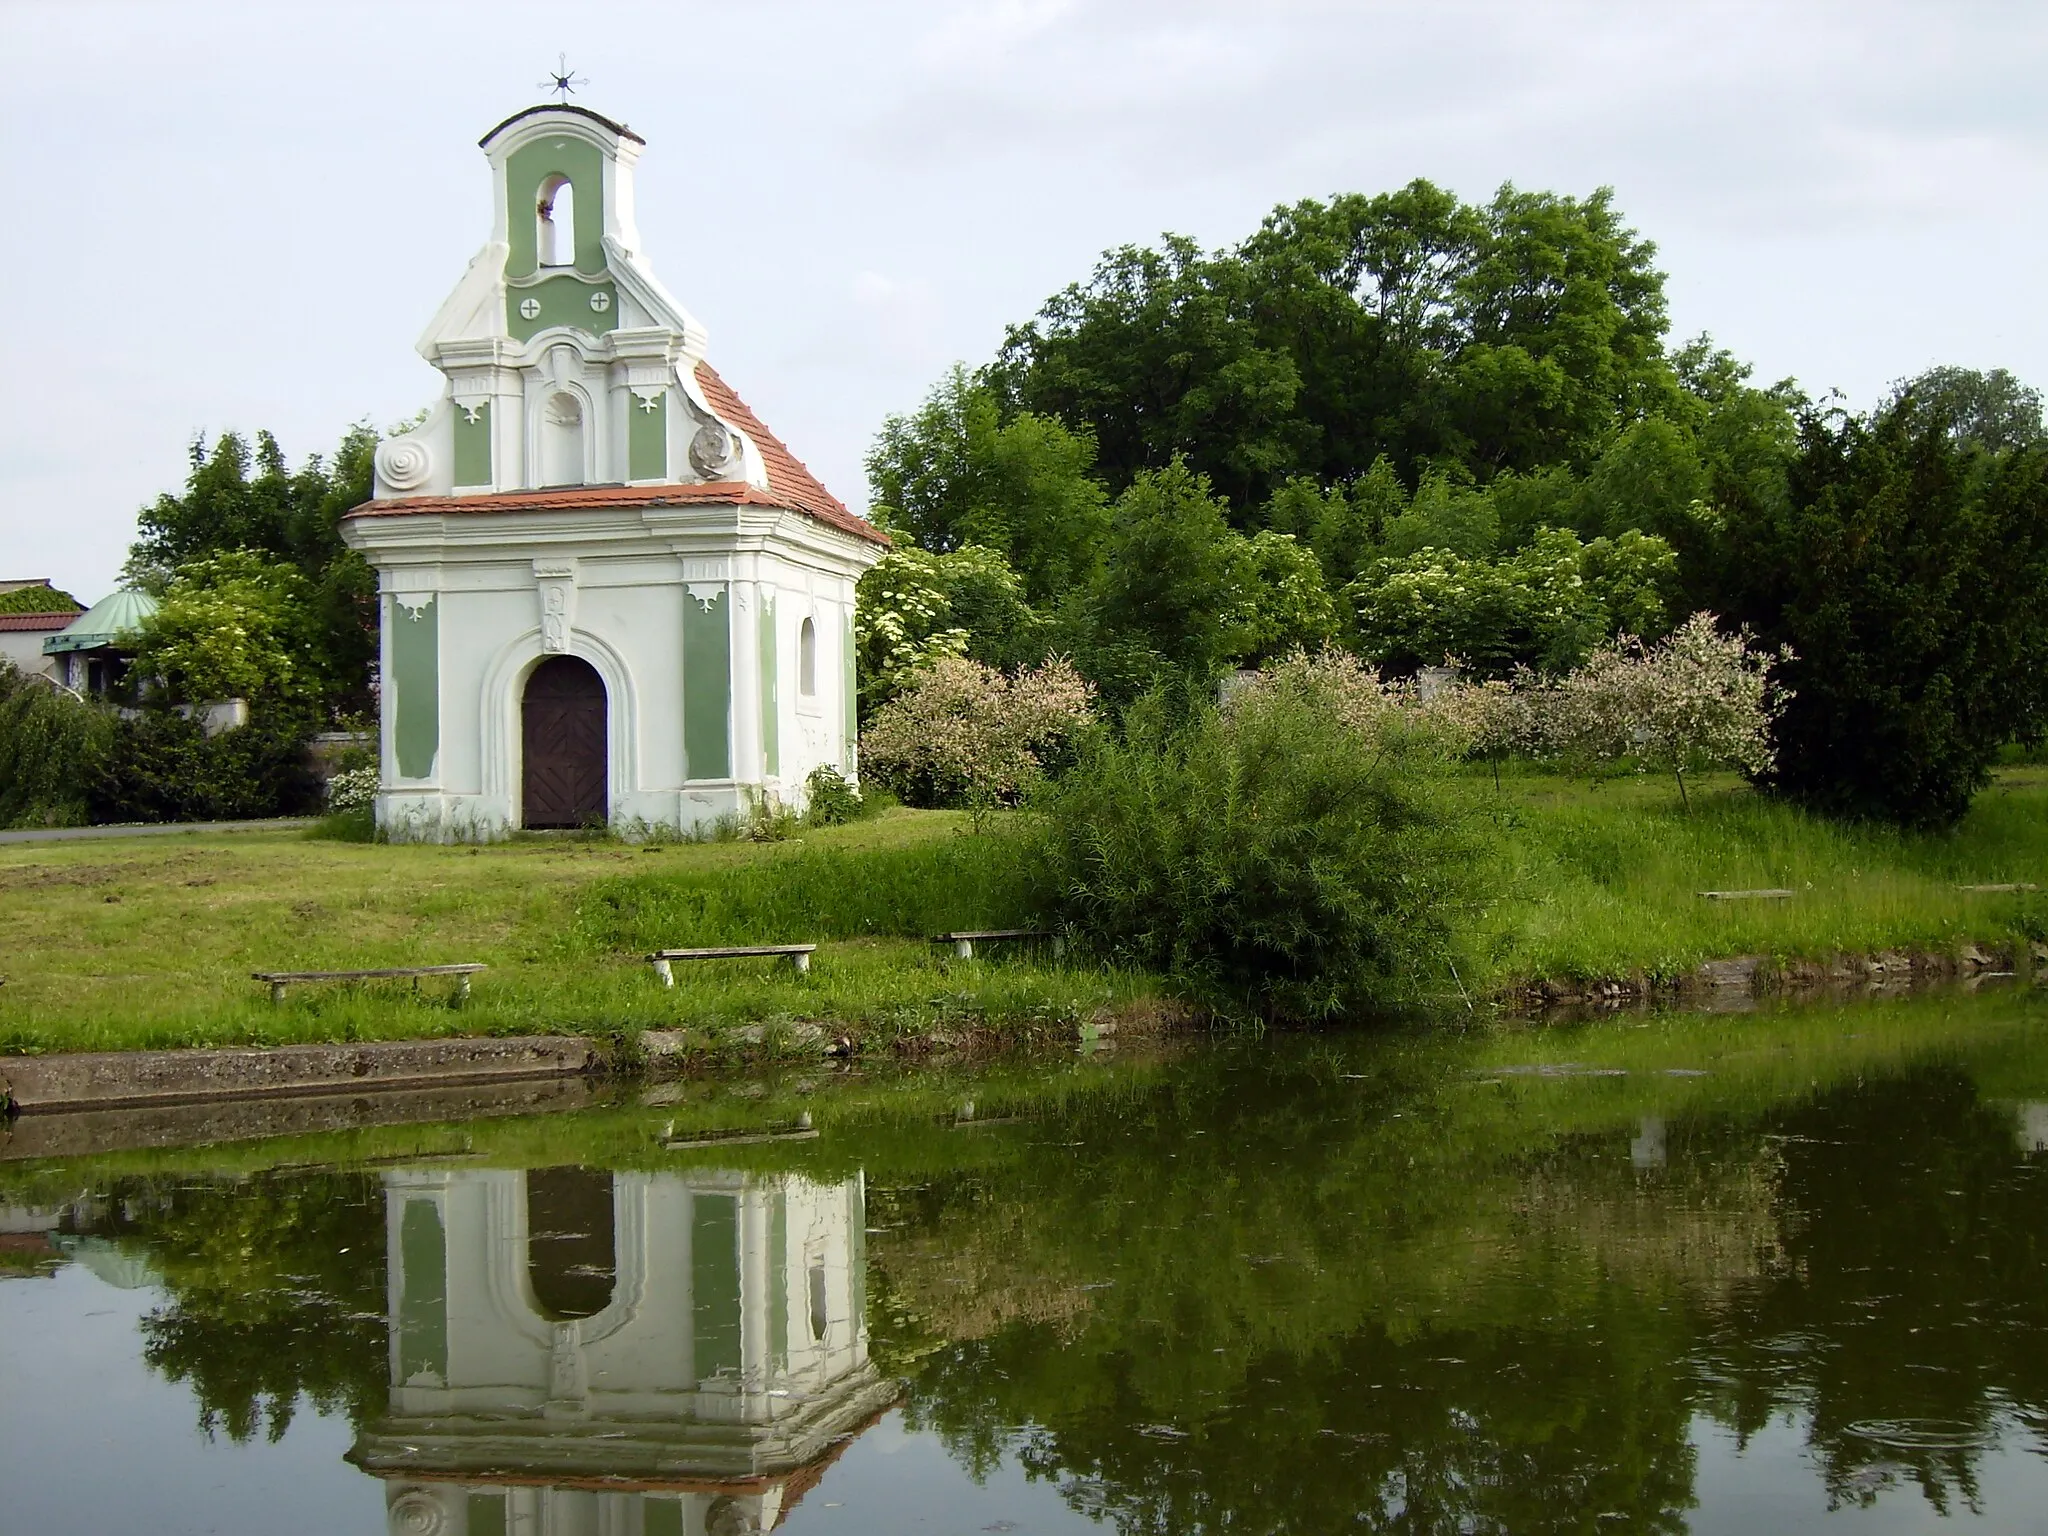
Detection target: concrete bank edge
<box><xmin>0</xmin><ymin>1035</ymin><xmax>606</xmax><ymax>1114</ymax></box>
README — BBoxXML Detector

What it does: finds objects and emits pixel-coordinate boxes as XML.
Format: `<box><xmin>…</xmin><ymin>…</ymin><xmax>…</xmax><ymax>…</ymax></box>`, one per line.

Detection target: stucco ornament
<box><xmin>535</xmin><ymin>561</ymin><xmax>579</xmax><ymax>654</ymax></box>
<box><xmin>689</xmin><ymin>420</ymin><xmax>736</xmax><ymax>477</ymax></box>
<box><xmin>389</xmin><ymin>1490</ymin><xmax>449</xmax><ymax>1535</ymax></box>
<box><xmin>376</xmin><ymin>436</ymin><xmax>434</xmax><ymax>492</ymax></box>
<box><xmin>519</xmin><ymin>295</ymin><xmax>543</xmax><ymax>320</ymax></box>
<box><xmin>589</xmin><ymin>290</ymin><xmax>611</xmax><ymax>312</ymax></box>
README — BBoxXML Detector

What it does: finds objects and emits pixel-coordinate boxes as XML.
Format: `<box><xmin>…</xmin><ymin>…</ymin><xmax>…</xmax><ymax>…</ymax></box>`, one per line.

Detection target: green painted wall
<box><xmin>843</xmin><ymin>611</ymin><xmax>858</xmax><ymax>771</ymax></box>
<box><xmin>398</xmin><ymin>1200</ymin><xmax>447</xmax><ymax>1385</ymax></box>
<box><xmin>628</xmin><ymin>389</ymin><xmax>666</xmax><ymax>481</ymax></box>
<box><xmin>466</xmin><ymin>1496</ymin><xmax>508</xmax><ymax>1536</ymax></box>
<box><xmin>642</xmin><ymin>1503</ymin><xmax>684</xmax><ymax>1536</ymax></box>
<box><xmin>506</xmin><ymin>273</ymin><xmax>619</xmax><ymax>342</ymax></box>
<box><xmin>692</xmin><ymin>1193</ymin><xmax>742</xmax><ymax>1382</ymax></box>
<box><xmin>682</xmin><ymin>587</ymin><xmax>731</xmax><ymax>780</ymax></box>
<box><xmin>391</xmin><ymin>597</ymin><xmax>439</xmax><ymax>780</ymax></box>
<box><xmin>453</xmin><ymin>400</ymin><xmax>491</xmax><ymax>487</ymax></box>
<box><xmin>505</xmin><ymin>136</ymin><xmax>606</xmax><ymax>277</ymax></box>
<box><xmin>758</xmin><ymin>591</ymin><xmax>779</xmax><ymax>778</ymax></box>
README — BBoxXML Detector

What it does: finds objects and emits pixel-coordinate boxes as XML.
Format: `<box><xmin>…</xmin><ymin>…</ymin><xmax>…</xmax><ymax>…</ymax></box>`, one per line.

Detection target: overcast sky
<box><xmin>4</xmin><ymin>0</ymin><xmax>2045</xmax><ymax>602</ymax></box>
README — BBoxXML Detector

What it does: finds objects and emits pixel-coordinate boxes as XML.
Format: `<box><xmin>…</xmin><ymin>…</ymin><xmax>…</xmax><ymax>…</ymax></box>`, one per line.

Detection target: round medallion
<box><xmin>589</xmin><ymin>290</ymin><xmax>611</xmax><ymax>313</ymax></box>
<box><xmin>689</xmin><ymin>421</ymin><xmax>735</xmax><ymax>477</ymax></box>
<box><xmin>375</xmin><ymin>436</ymin><xmax>434</xmax><ymax>492</ymax></box>
<box><xmin>519</xmin><ymin>296</ymin><xmax>542</xmax><ymax>320</ymax></box>
<box><xmin>390</xmin><ymin>1491</ymin><xmax>448</xmax><ymax>1535</ymax></box>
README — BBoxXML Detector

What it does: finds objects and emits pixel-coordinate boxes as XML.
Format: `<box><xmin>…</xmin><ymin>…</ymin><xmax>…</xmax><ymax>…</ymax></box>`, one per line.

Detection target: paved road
<box><xmin>0</xmin><ymin>817</ymin><xmax>318</xmax><ymax>846</ymax></box>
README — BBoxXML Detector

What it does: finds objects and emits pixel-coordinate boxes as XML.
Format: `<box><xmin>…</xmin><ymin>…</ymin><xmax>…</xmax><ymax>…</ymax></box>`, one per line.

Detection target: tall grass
<box><xmin>1475</xmin><ymin>764</ymin><xmax>2048</xmax><ymax>984</ymax></box>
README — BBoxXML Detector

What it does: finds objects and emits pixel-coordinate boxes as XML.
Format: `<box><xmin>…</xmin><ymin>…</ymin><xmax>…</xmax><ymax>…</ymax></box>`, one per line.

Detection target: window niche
<box><xmin>537</xmin><ymin>175</ymin><xmax>576</xmax><ymax>269</ymax></box>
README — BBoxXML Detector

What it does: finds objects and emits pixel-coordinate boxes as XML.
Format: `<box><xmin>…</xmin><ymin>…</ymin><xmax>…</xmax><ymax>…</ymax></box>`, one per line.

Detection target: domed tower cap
<box><xmin>480</xmin><ymin>103</ymin><xmax>645</xmax><ymax>150</ymax></box>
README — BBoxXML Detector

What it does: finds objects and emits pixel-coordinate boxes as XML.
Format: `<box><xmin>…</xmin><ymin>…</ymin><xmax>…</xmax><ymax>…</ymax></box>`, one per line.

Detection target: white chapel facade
<box><xmin>343</xmin><ymin>103</ymin><xmax>888</xmax><ymax>841</ymax></box>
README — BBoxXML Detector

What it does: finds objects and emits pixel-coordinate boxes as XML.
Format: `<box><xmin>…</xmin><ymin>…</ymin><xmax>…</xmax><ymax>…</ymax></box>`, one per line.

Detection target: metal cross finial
<box><xmin>539</xmin><ymin>54</ymin><xmax>587</xmax><ymax>103</ymax></box>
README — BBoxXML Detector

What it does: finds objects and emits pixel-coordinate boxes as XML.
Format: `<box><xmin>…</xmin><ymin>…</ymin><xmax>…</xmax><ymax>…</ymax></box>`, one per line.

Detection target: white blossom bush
<box><xmin>860</xmin><ymin>656</ymin><xmax>1096</xmax><ymax>821</ymax></box>
<box><xmin>1544</xmin><ymin>611</ymin><xmax>1791</xmax><ymax>809</ymax></box>
<box><xmin>325</xmin><ymin>763</ymin><xmax>379</xmax><ymax>813</ymax></box>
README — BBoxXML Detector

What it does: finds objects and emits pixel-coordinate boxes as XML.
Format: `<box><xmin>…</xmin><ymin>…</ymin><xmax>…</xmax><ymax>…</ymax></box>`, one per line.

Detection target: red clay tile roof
<box><xmin>347</xmin><ymin>365</ymin><xmax>889</xmax><ymax>546</ymax></box>
<box><xmin>691</xmin><ymin>361</ymin><xmax>884</xmax><ymax>542</ymax></box>
<box><xmin>0</xmin><ymin>612</ymin><xmax>78</xmax><ymax>632</ymax></box>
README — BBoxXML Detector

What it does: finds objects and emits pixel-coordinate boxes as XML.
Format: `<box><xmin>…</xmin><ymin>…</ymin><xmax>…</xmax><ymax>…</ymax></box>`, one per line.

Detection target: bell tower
<box><xmin>372</xmin><ymin>102</ymin><xmax>734</xmax><ymax>502</ymax></box>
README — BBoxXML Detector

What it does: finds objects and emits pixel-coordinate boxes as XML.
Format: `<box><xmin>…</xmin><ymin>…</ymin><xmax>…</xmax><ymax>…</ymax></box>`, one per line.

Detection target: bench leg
<box><xmin>954</xmin><ymin>938</ymin><xmax>974</xmax><ymax>960</ymax></box>
<box><xmin>790</xmin><ymin>952</ymin><xmax>811</xmax><ymax>975</ymax></box>
<box><xmin>1051</xmin><ymin>936</ymin><xmax>1067</xmax><ymax>959</ymax></box>
<box><xmin>270</xmin><ymin>981</ymin><xmax>287</xmax><ymax>1005</ymax></box>
<box><xmin>453</xmin><ymin>975</ymin><xmax>471</xmax><ymax>1006</ymax></box>
<box><xmin>652</xmin><ymin>958</ymin><xmax>675</xmax><ymax>988</ymax></box>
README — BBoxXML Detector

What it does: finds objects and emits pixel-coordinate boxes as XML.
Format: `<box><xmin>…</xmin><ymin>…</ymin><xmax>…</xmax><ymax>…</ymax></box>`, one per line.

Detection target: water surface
<box><xmin>4</xmin><ymin>987</ymin><xmax>2048</xmax><ymax>1534</ymax></box>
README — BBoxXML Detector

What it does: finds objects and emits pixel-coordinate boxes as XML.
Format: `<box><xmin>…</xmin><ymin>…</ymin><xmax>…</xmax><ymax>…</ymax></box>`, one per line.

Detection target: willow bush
<box><xmin>1026</xmin><ymin>674</ymin><xmax>1495</xmax><ymax>1021</ymax></box>
<box><xmin>0</xmin><ymin>661</ymin><xmax>112</xmax><ymax>828</ymax></box>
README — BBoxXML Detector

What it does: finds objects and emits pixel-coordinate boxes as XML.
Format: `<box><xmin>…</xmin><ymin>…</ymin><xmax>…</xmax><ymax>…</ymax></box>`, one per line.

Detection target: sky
<box><xmin>3</xmin><ymin>0</ymin><xmax>2045</xmax><ymax>603</ymax></box>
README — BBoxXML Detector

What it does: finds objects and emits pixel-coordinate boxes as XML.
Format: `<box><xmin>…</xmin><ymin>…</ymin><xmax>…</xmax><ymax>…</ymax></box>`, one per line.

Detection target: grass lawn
<box><xmin>1475</xmin><ymin>763</ymin><xmax>2048</xmax><ymax>985</ymax></box>
<box><xmin>0</xmin><ymin>769</ymin><xmax>2042</xmax><ymax>1054</ymax></box>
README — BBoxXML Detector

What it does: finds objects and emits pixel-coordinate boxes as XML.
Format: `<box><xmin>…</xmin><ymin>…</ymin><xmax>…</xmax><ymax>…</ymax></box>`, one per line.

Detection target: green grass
<box><xmin>0</xmin><ymin>769</ymin><xmax>2043</xmax><ymax>1054</ymax></box>
<box><xmin>0</xmin><ymin>808</ymin><xmax>1153</xmax><ymax>1055</ymax></box>
<box><xmin>1471</xmin><ymin>763</ymin><xmax>2048</xmax><ymax>986</ymax></box>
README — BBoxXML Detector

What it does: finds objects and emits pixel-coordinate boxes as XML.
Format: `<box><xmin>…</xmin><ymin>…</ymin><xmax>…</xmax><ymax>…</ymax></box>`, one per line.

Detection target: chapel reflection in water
<box><xmin>347</xmin><ymin>1165</ymin><xmax>894</xmax><ymax>1536</ymax></box>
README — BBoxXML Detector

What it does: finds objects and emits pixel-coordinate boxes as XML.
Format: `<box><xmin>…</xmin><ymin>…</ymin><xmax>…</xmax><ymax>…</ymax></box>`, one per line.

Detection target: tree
<box><xmin>1715</xmin><ymin>396</ymin><xmax>2048</xmax><ymax>826</ymax></box>
<box><xmin>866</xmin><ymin>368</ymin><xmax>1112</xmax><ymax>603</ymax></box>
<box><xmin>126</xmin><ymin>426</ymin><xmax>378</xmax><ymax>719</ymax></box>
<box><xmin>1227</xmin><ymin>530</ymin><xmax>1338</xmax><ymax>666</ymax></box>
<box><xmin>854</xmin><ymin>543</ymin><xmax>1047</xmax><ymax>715</ymax></box>
<box><xmin>995</xmin><ymin>180</ymin><xmax>1680</xmax><ymax>506</ymax></box>
<box><xmin>129</xmin><ymin>551</ymin><xmax>325</xmax><ymax>714</ymax></box>
<box><xmin>1885</xmin><ymin>366</ymin><xmax>2045</xmax><ymax>453</ymax></box>
<box><xmin>1543</xmin><ymin>612</ymin><xmax>1788</xmax><ymax>810</ymax></box>
<box><xmin>1074</xmin><ymin>459</ymin><xmax>1249</xmax><ymax>702</ymax></box>
<box><xmin>991</xmin><ymin>237</ymin><xmax>1308</xmax><ymax>509</ymax></box>
<box><xmin>1347</xmin><ymin>526</ymin><xmax>1677</xmax><ymax>679</ymax></box>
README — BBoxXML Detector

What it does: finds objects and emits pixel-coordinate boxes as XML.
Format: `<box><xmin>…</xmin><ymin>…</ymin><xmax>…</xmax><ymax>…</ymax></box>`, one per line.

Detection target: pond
<box><xmin>4</xmin><ymin>985</ymin><xmax>2048</xmax><ymax>1535</ymax></box>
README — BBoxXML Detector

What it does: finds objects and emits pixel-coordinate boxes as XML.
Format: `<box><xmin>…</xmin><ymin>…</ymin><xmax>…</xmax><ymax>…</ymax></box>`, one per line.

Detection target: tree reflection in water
<box><xmin>36</xmin><ymin>999</ymin><xmax>2048</xmax><ymax>1531</ymax></box>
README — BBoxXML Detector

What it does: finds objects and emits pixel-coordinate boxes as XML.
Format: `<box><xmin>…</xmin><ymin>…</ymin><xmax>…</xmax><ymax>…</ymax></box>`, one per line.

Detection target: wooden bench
<box><xmin>648</xmin><ymin>945</ymin><xmax>816</xmax><ymax>986</ymax></box>
<box><xmin>933</xmin><ymin>928</ymin><xmax>1064</xmax><ymax>960</ymax></box>
<box><xmin>1958</xmin><ymin>882</ymin><xmax>2040</xmax><ymax>893</ymax></box>
<box><xmin>1696</xmin><ymin>889</ymin><xmax>1796</xmax><ymax>901</ymax></box>
<box><xmin>252</xmin><ymin>963</ymin><xmax>486</xmax><ymax>1005</ymax></box>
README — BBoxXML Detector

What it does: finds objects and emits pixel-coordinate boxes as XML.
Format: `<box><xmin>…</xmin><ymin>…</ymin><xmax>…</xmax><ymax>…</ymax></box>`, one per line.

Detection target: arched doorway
<box><xmin>522</xmin><ymin>656</ymin><xmax>607</xmax><ymax>828</ymax></box>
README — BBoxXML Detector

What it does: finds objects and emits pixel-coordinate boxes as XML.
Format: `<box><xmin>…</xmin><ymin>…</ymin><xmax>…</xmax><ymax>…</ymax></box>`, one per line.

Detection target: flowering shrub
<box><xmin>860</xmin><ymin>656</ymin><xmax>1095</xmax><ymax>819</ymax></box>
<box><xmin>1544</xmin><ymin>611</ymin><xmax>1791</xmax><ymax>808</ymax></box>
<box><xmin>853</xmin><ymin>543</ymin><xmax>1045</xmax><ymax>714</ymax></box>
<box><xmin>325</xmin><ymin>764</ymin><xmax>379</xmax><ymax>814</ymax></box>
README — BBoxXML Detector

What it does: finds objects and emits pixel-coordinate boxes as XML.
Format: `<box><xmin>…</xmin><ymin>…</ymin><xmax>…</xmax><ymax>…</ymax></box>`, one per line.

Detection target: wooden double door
<box><xmin>522</xmin><ymin>656</ymin><xmax>608</xmax><ymax>829</ymax></box>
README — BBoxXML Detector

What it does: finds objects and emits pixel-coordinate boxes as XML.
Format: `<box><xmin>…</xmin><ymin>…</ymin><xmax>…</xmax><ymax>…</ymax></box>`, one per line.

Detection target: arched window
<box><xmin>798</xmin><ymin>616</ymin><xmax>817</xmax><ymax>696</ymax></box>
<box><xmin>541</xmin><ymin>391</ymin><xmax>585</xmax><ymax>486</ymax></box>
<box><xmin>526</xmin><ymin>1167</ymin><xmax>616</xmax><ymax>1321</ymax></box>
<box><xmin>537</xmin><ymin>175</ymin><xmax>576</xmax><ymax>268</ymax></box>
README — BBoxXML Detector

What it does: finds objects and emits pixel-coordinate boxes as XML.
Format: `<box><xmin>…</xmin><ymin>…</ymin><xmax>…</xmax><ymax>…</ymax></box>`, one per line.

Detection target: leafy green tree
<box><xmin>0</xmin><ymin>661</ymin><xmax>111</xmax><ymax>827</ymax></box>
<box><xmin>990</xmin><ymin>235</ymin><xmax>1310</xmax><ymax>507</ymax></box>
<box><xmin>866</xmin><ymin>368</ymin><xmax>1112</xmax><ymax>604</ymax></box>
<box><xmin>1886</xmin><ymin>365</ymin><xmax>2045</xmax><ymax>453</ymax></box>
<box><xmin>129</xmin><ymin>551</ymin><xmax>325</xmax><ymax>713</ymax></box>
<box><xmin>1072</xmin><ymin>460</ymin><xmax>1248</xmax><ymax>704</ymax></box>
<box><xmin>1715</xmin><ymin>397</ymin><xmax>2048</xmax><ymax>826</ymax></box>
<box><xmin>997</xmin><ymin>180</ymin><xmax>1679</xmax><ymax>508</ymax></box>
<box><xmin>854</xmin><ymin>543</ymin><xmax>1047</xmax><ymax>715</ymax></box>
<box><xmin>1228</xmin><ymin>530</ymin><xmax>1338</xmax><ymax>666</ymax></box>
<box><xmin>1379</xmin><ymin>470</ymin><xmax>1500</xmax><ymax>558</ymax></box>
<box><xmin>1348</xmin><ymin>526</ymin><xmax>1676</xmax><ymax>678</ymax></box>
<box><xmin>126</xmin><ymin>426</ymin><xmax>378</xmax><ymax>719</ymax></box>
